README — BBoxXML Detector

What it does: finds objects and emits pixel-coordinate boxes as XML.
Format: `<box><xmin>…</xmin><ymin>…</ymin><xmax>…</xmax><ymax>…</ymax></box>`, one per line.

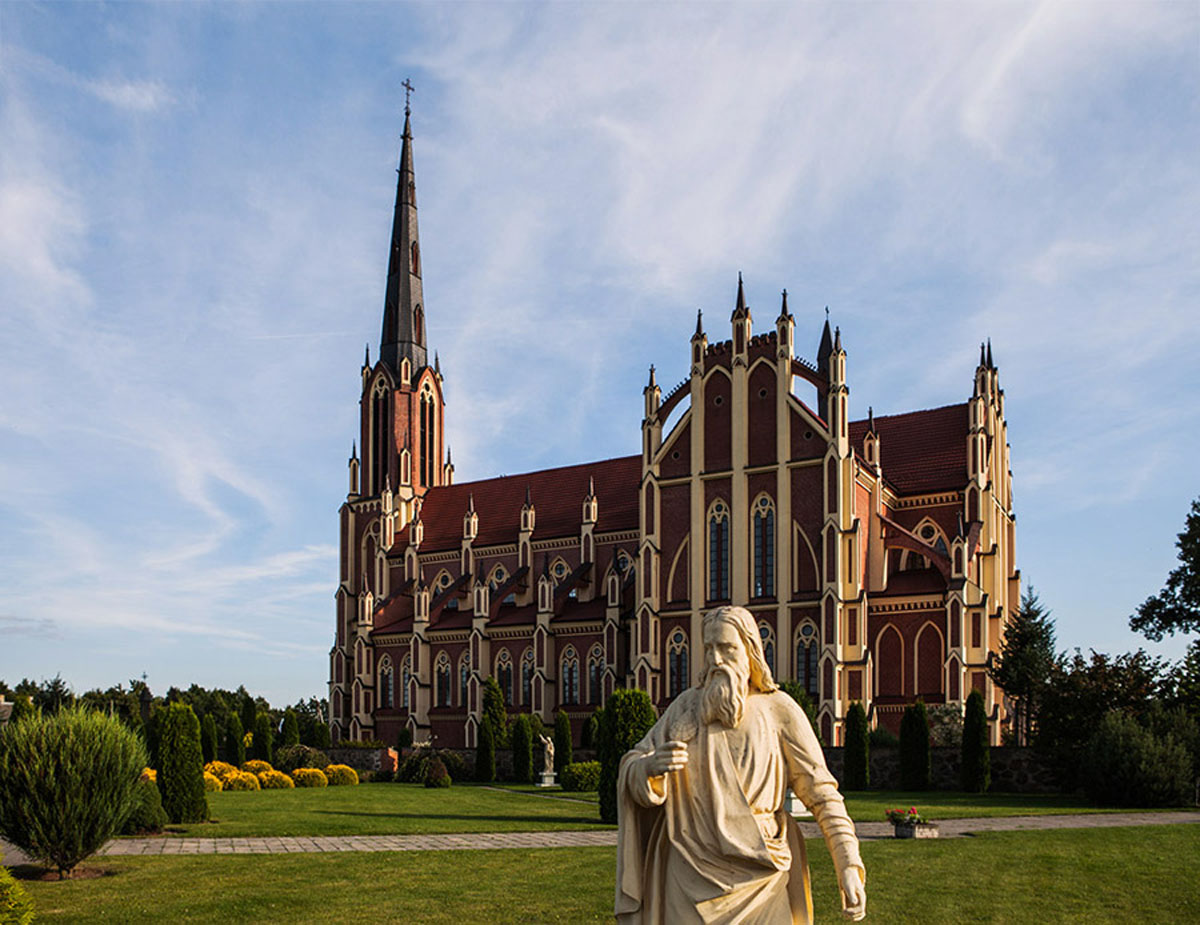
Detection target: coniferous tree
<box><xmin>225</xmin><ymin>713</ymin><xmax>246</xmax><ymax>766</ymax></box>
<box><xmin>582</xmin><ymin>713</ymin><xmax>598</xmax><ymax>749</ymax></box>
<box><xmin>511</xmin><ymin>715</ymin><xmax>532</xmax><ymax>784</ymax></box>
<box><xmin>8</xmin><ymin>693</ymin><xmax>34</xmax><ymax>724</ymax></box>
<box><xmin>961</xmin><ymin>690</ymin><xmax>991</xmax><ymax>793</ymax></box>
<box><xmin>253</xmin><ymin>712</ymin><xmax>274</xmax><ymax>765</ymax></box>
<box><xmin>843</xmin><ymin>702</ymin><xmax>870</xmax><ymax>790</ymax></box>
<box><xmin>554</xmin><ymin>710</ymin><xmax>573</xmax><ymax>775</ymax></box>
<box><xmin>201</xmin><ymin>713</ymin><xmax>219</xmax><ymax>764</ymax></box>
<box><xmin>313</xmin><ymin>719</ymin><xmax>331</xmax><ymax>750</ymax></box>
<box><xmin>1131</xmin><ymin>498</ymin><xmax>1200</xmax><ymax>640</ymax></box>
<box><xmin>481</xmin><ymin>677</ymin><xmax>509</xmax><ymax>748</ymax></box>
<box><xmin>989</xmin><ymin>586</ymin><xmax>1056</xmax><ymax>745</ymax></box>
<box><xmin>475</xmin><ymin>719</ymin><xmax>496</xmax><ymax>782</ymax></box>
<box><xmin>899</xmin><ymin>700</ymin><xmax>931</xmax><ymax>791</ymax></box>
<box><xmin>160</xmin><ymin>703</ymin><xmax>209</xmax><ymax>824</ymax></box>
<box><xmin>281</xmin><ymin>708</ymin><xmax>300</xmax><ymax>748</ymax></box>
<box><xmin>597</xmin><ymin>688</ymin><xmax>657</xmax><ymax>824</ymax></box>
<box><xmin>240</xmin><ymin>696</ymin><xmax>258</xmax><ymax>743</ymax></box>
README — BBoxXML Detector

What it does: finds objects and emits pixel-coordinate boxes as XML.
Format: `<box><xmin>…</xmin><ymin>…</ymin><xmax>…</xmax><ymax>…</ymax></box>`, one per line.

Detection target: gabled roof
<box><xmin>413</xmin><ymin>455</ymin><xmax>641</xmax><ymax>551</ymax></box>
<box><xmin>850</xmin><ymin>403</ymin><xmax>968</xmax><ymax>495</ymax></box>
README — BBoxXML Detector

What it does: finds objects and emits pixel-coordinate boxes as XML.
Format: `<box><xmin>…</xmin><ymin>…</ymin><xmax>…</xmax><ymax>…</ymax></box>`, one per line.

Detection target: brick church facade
<box><xmin>328</xmin><ymin>111</ymin><xmax>1020</xmax><ymax>748</ymax></box>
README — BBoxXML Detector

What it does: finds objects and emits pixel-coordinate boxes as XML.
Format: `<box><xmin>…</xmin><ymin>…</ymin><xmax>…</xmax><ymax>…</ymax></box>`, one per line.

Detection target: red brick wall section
<box><xmin>704</xmin><ymin>372</ymin><xmax>732</xmax><ymax>472</ymax></box>
<box><xmin>790</xmin><ymin>408</ymin><xmax>825</xmax><ymax>461</ymax></box>
<box><xmin>660</xmin><ymin>421</ymin><xmax>691</xmax><ymax>479</ymax></box>
<box><xmin>747</xmin><ymin>363</ymin><xmax>777</xmax><ymax>467</ymax></box>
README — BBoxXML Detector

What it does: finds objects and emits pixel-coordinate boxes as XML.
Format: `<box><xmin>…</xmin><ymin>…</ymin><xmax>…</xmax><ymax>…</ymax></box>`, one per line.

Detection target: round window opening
<box><xmin>758</xmin><ymin>388</ymin><xmax>768</xmax><ymax>398</ymax></box>
<box><xmin>714</xmin><ymin>395</ymin><xmax>724</xmax><ymax>406</ymax></box>
<box><xmin>671</xmin><ymin>451</ymin><xmax>680</xmax><ymax>460</ymax></box>
<box><xmin>801</xmin><ymin>624</ymin><xmax>814</xmax><ymax>637</ymax></box>
<box><xmin>921</xmin><ymin>526</ymin><xmax>935</xmax><ymax>540</ymax></box>
<box><xmin>804</xmin><ymin>430</ymin><xmax>814</xmax><ymax>440</ymax></box>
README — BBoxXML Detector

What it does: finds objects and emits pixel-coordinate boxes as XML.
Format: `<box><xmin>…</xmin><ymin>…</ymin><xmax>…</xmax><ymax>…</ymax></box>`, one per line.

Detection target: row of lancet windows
<box><xmin>664</xmin><ymin>622</ymin><xmax>821</xmax><ymax>700</ymax></box>
<box><xmin>708</xmin><ymin>496</ymin><xmax>776</xmax><ymax>601</ymax></box>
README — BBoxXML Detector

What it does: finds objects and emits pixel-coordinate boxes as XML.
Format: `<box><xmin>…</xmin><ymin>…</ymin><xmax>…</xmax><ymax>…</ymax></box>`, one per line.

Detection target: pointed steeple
<box><xmin>867</xmin><ymin>406</ymin><xmax>876</xmax><ymax>434</ymax></box>
<box><xmin>351</xmin><ymin>441</ymin><xmax>358</xmax><ymax>460</ymax></box>
<box><xmin>834</xmin><ymin>325</ymin><xmax>842</xmax><ymax>352</ymax></box>
<box><xmin>777</xmin><ymin>289</ymin><xmax>792</xmax><ymax>323</ymax></box>
<box><xmin>817</xmin><ymin>307</ymin><xmax>833</xmax><ymax>371</ymax></box>
<box><xmin>695</xmin><ymin>309</ymin><xmax>704</xmax><ymax>337</ymax></box>
<box><xmin>732</xmin><ymin>271</ymin><xmax>748</xmax><ymax>319</ymax></box>
<box><xmin>979</xmin><ymin>342</ymin><xmax>987</xmax><ymax>368</ymax></box>
<box><xmin>647</xmin><ymin>364</ymin><xmax>656</xmax><ymax>389</ymax></box>
<box><xmin>364</xmin><ymin>344</ymin><xmax>371</xmax><ymax>368</ymax></box>
<box><xmin>380</xmin><ymin>99</ymin><xmax>428</xmax><ymax>373</ymax></box>
<box><xmin>986</xmin><ymin>338</ymin><xmax>994</xmax><ymax>369</ymax></box>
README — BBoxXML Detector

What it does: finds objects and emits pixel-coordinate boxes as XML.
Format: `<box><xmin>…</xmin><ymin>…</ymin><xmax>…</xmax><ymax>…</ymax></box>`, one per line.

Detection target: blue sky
<box><xmin>1</xmin><ymin>2</ymin><xmax>1197</xmax><ymax>707</ymax></box>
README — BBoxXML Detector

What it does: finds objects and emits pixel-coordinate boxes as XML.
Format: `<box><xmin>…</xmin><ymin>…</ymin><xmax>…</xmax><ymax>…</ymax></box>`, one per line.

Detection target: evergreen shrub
<box><xmin>481</xmin><ymin>677</ymin><xmax>509</xmax><ymax>747</ymax></box>
<box><xmin>1083</xmin><ymin>709</ymin><xmax>1192</xmax><ymax>807</ymax></box>
<box><xmin>280</xmin><ymin>708</ymin><xmax>300</xmax><ymax>748</ymax></box>
<box><xmin>0</xmin><ymin>864</ymin><xmax>34</xmax><ymax>925</ymax></box>
<box><xmin>203</xmin><ymin>772</ymin><xmax>223</xmax><ymax>793</ymax></box>
<box><xmin>597</xmin><ymin>688</ymin><xmax>657</xmax><ymax>824</ymax></box>
<box><xmin>475</xmin><ymin>720</ymin><xmax>496</xmax><ymax>783</ymax></box>
<box><xmin>961</xmin><ymin>691</ymin><xmax>991</xmax><ymax>793</ymax></box>
<box><xmin>223</xmin><ymin>770</ymin><xmax>260</xmax><ymax>791</ymax></box>
<box><xmin>561</xmin><ymin>761</ymin><xmax>601</xmax><ymax>792</ymax></box>
<box><xmin>291</xmin><ymin>768</ymin><xmax>328</xmax><ymax>788</ymax></box>
<box><xmin>313</xmin><ymin>721</ymin><xmax>331</xmax><ymax>750</ymax></box>
<box><xmin>225</xmin><ymin>714</ymin><xmax>245</xmax><ymax>767</ymax></box>
<box><xmin>511</xmin><ymin>715</ymin><xmax>533</xmax><ymax>784</ymax></box>
<box><xmin>582</xmin><ymin>713</ymin><xmax>598</xmax><ymax>749</ymax></box>
<box><xmin>899</xmin><ymin>700</ymin><xmax>931</xmax><ymax>791</ymax></box>
<box><xmin>258</xmin><ymin>769</ymin><xmax>295</xmax><ymax>789</ymax></box>
<box><xmin>325</xmin><ymin>764</ymin><xmax>359</xmax><ymax>786</ymax></box>
<box><xmin>423</xmin><ymin>756</ymin><xmax>452</xmax><ymax>788</ymax></box>
<box><xmin>843</xmin><ymin>702</ymin><xmax>870</xmax><ymax>790</ymax></box>
<box><xmin>554</xmin><ymin>710</ymin><xmax>573</xmax><ymax>775</ymax></box>
<box><xmin>8</xmin><ymin>694</ymin><xmax>34</xmax><ymax>726</ymax></box>
<box><xmin>868</xmin><ymin>726</ymin><xmax>900</xmax><ymax>749</ymax></box>
<box><xmin>240</xmin><ymin>697</ymin><xmax>258</xmax><ymax>742</ymax></box>
<box><xmin>0</xmin><ymin>706</ymin><xmax>145</xmax><ymax>876</ymax></box>
<box><xmin>201</xmin><ymin>713</ymin><xmax>219</xmax><ymax>764</ymax></box>
<box><xmin>396</xmin><ymin>726</ymin><xmax>413</xmax><ymax>749</ymax></box>
<box><xmin>252</xmin><ymin>712</ymin><xmax>274</xmax><ymax>765</ymax></box>
<box><xmin>241</xmin><ymin>759</ymin><xmax>273</xmax><ymax>776</ymax></box>
<box><xmin>120</xmin><ymin>777</ymin><xmax>168</xmax><ymax>835</ymax></box>
<box><xmin>273</xmin><ymin>745</ymin><xmax>329</xmax><ymax>774</ymax></box>
<box><xmin>160</xmin><ymin>703</ymin><xmax>209</xmax><ymax>824</ymax></box>
<box><xmin>204</xmin><ymin>760</ymin><xmax>237</xmax><ymax>782</ymax></box>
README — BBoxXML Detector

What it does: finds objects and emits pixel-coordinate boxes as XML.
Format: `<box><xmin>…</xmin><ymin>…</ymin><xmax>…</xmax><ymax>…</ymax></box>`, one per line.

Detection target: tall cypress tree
<box><xmin>843</xmin><ymin>702</ymin><xmax>870</xmax><ymax>790</ymax></box>
<box><xmin>475</xmin><ymin>719</ymin><xmax>496</xmax><ymax>782</ymax></box>
<box><xmin>253</xmin><ymin>712</ymin><xmax>274</xmax><ymax>765</ymax></box>
<box><xmin>554</xmin><ymin>710</ymin><xmax>573</xmax><ymax>775</ymax></box>
<box><xmin>597</xmin><ymin>688</ymin><xmax>657</xmax><ymax>824</ymax></box>
<box><xmin>281</xmin><ymin>708</ymin><xmax>300</xmax><ymax>748</ymax></box>
<box><xmin>961</xmin><ymin>690</ymin><xmax>991</xmax><ymax>793</ymax></box>
<box><xmin>225</xmin><ymin>713</ymin><xmax>246</xmax><ymax>766</ymax></box>
<box><xmin>899</xmin><ymin>700</ymin><xmax>931</xmax><ymax>790</ymax></box>
<box><xmin>511</xmin><ymin>715</ymin><xmax>532</xmax><ymax>784</ymax></box>
<box><xmin>160</xmin><ymin>703</ymin><xmax>209</xmax><ymax>823</ymax></box>
<box><xmin>201</xmin><ymin>713</ymin><xmax>219</xmax><ymax>764</ymax></box>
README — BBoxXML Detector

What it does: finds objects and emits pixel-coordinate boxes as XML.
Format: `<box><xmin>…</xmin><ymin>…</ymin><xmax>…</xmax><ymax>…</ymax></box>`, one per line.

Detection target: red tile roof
<box><xmin>850</xmin><ymin>404</ymin><xmax>968</xmax><ymax>495</ymax></box>
<box><xmin>413</xmin><ymin>455</ymin><xmax>641</xmax><ymax>552</ymax></box>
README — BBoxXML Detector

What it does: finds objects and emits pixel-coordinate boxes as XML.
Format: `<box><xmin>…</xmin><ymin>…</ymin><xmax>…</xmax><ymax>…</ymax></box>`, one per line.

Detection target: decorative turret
<box><xmin>731</xmin><ymin>272</ymin><xmax>751</xmax><ymax>360</ymax></box>
<box><xmin>348</xmin><ymin>442</ymin><xmax>360</xmax><ymax>497</ymax></box>
<box><xmin>863</xmin><ymin>406</ymin><xmax>881</xmax><ymax>471</ymax></box>
<box><xmin>690</xmin><ymin>309</ymin><xmax>708</xmax><ymax>371</ymax></box>
<box><xmin>442</xmin><ymin>445</ymin><xmax>454</xmax><ymax>486</ymax></box>
<box><xmin>379</xmin><ymin>98</ymin><xmax>428</xmax><ymax>374</ymax></box>
<box><xmin>775</xmin><ymin>289</ymin><xmax>794</xmax><ymax>358</ymax></box>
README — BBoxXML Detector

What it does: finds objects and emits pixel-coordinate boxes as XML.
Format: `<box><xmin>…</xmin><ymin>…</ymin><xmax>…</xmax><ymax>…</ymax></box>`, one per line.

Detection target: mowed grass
<box><xmin>838</xmin><ymin>789</ymin><xmax>1187</xmax><ymax>821</ymax></box>
<box><xmin>169</xmin><ymin>783</ymin><xmax>612</xmax><ymax>838</ymax></box>
<box><xmin>19</xmin><ymin>825</ymin><xmax>1200</xmax><ymax>923</ymax></box>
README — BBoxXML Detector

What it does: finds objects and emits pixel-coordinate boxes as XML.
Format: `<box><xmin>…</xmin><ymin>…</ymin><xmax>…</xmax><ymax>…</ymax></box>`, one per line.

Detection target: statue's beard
<box><xmin>702</xmin><ymin>663</ymin><xmax>748</xmax><ymax>728</ymax></box>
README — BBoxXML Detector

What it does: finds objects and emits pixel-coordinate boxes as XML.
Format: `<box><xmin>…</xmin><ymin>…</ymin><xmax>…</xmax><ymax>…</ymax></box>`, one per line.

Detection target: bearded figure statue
<box><xmin>615</xmin><ymin>605</ymin><xmax>866</xmax><ymax>924</ymax></box>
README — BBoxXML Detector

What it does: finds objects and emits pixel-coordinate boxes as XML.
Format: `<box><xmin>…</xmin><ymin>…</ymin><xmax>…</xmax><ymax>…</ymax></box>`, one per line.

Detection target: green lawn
<box><xmin>839</xmin><ymin>790</ymin><xmax>1189</xmax><ymax>822</ymax></box>
<box><xmin>166</xmin><ymin>782</ymin><xmax>611</xmax><ymax>838</ymax></box>
<box><xmin>18</xmin><ymin>825</ymin><xmax>1200</xmax><ymax>923</ymax></box>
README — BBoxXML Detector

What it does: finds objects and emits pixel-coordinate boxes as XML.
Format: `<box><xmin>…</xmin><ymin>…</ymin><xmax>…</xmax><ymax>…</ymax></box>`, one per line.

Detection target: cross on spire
<box><xmin>402</xmin><ymin>78</ymin><xmax>415</xmax><ymax>116</ymax></box>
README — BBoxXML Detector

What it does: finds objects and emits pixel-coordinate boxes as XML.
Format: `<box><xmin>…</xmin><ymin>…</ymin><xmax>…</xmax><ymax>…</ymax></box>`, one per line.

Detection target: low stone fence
<box><xmin>822</xmin><ymin>746</ymin><xmax>1060</xmax><ymax>793</ymax></box>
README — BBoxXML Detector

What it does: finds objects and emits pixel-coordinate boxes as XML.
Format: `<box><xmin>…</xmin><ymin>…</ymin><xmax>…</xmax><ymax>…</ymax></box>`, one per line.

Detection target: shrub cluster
<box><xmin>291</xmin><ymin>768</ymin><xmax>328</xmax><ymax>788</ymax></box>
<box><xmin>560</xmin><ymin>761</ymin><xmax>601</xmax><ymax>792</ymax></box>
<box><xmin>203</xmin><ymin>772</ymin><xmax>224</xmax><ymax>792</ymax></box>
<box><xmin>258</xmin><ymin>769</ymin><xmax>295</xmax><ymax>790</ymax></box>
<box><xmin>325</xmin><ymin>764</ymin><xmax>359</xmax><ymax>786</ymax></box>
<box><xmin>204</xmin><ymin>760</ymin><xmax>238</xmax><ymax>782</ymax></box>
<box><xmin>399</xmin><ymin>747</ymin><xmax>466</xmax><ymax>784</ymax></box>
<box><xmin>273</xmin><ymin>745</ymin><xmax>329</xmax><ymax>775</ymax></box>
<box><xmin>1083</xmin><ymin>709</ymin><xmax>1193</xmax><ymax>807</ymax></box>
<box><xmin>0</xmin><ymin>864</ymin><xmax>34</xmax><ymax>925</ymax></box>
<box><xmin>120</xmin><ymin>777</ymin><xmax>168</xmax><ymax>835</ymax></box>
<box><xmin>0</xmin><ymin>706</ymin><xmax>146</xmax><ymax>876</ymax></box>
<box><xmin>223</xmin><ymin>770</ymin><xmax>261</xmax><ymax>791</ymax></box>
<box><xmin>242</xmin><ymin>759</ymin><xmax>273</xmax><ymax>776</ymax></box>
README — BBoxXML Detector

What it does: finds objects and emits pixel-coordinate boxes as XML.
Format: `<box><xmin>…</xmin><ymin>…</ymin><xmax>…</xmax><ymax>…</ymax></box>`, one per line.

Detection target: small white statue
<box><xmin>616</xmin><ymin>605</ymin><xmax>866</xmax><ymax>923</ymax></box>
<box><xmin>539</xmin><ymin>733</ymin><xmax>555</xmax><ymax>775</ymax></box>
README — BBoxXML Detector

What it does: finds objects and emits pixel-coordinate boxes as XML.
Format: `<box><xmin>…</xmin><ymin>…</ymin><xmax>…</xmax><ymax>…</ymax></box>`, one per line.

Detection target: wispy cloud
<box><xmin>87</xmin><ymin>77</ymin><xmax>175</xmax><ymax>113</ymax></box>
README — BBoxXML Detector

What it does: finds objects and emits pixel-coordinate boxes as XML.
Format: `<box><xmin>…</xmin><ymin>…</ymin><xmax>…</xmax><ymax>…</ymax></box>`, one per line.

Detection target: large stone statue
<box><xmin>616</xmin><ymin>605</ymin><xmax>866</xmax><ymax>923</ymax></box>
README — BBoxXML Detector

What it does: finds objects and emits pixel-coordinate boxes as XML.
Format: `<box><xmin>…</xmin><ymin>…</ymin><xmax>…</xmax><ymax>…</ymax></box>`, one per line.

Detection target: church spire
<box><xmin>380</xmin><ymin>86</ymin><xmax>428</xmax><ymax>373</ymax></box>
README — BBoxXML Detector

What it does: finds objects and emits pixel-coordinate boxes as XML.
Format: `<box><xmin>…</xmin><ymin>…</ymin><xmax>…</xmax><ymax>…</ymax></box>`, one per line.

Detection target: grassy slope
<box><xmin>19</xmin><ymin>825</ymin><xmax>1200</xmax><ymax>923</ymax></box>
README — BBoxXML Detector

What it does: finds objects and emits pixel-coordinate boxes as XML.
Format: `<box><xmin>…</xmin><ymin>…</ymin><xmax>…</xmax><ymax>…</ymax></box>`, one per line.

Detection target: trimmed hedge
<box><xmin>0</xmin><ymin>864</ymin><xmax>34</xmax><ymax>925</ymax></box>
<box><xmin>291</xmin><ymin>768</ymin><xmax>328</xmax><ymax>788</ymax></box>
<box><xmin>325</xmin><ymin>764</ymin><xmax>359</xmax><ymax>786</ymax></box>
<box><xmin>258</xmin><ymin>769</ymin><xmax>295</xmax><ymax>790</ymax></box>
<box><xmin>560</xmin><ymin>761</ymin><xmax>601</xmax><ymax>792</ymax></box>
<box><xmin>120</xmin><ymin>777</ymin><xmax>168</xmax><ymax>835</ymax></box>
<box><xmin>223</xmin><ymin>770</ymin><xmax>261</xmax><ymax>791</ymax></box>
<box><xmin>0</xmin><ymin>706</ymin><xmax>146</xmax><ymax>876</ymax></box>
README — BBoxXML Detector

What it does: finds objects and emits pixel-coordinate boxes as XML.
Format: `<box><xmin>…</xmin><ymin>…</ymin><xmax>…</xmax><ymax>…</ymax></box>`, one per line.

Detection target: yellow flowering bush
<box><xmin>223</xmin><ymin>770</ymin><xmax>261</xmax><ymax>791</ymax></box>
<box><xmin>324</xmin><ymin>764</ymin><xmax>359</xmax><ymax>786</ymax></box>
<box><xmin>291</xmin><ymin>768</ymin><xmax>328</xmax><ymax>788</ymax></box>
<box><xmin>258</xmin><ymin>769</ymin><xmax>294</xmax><ymax>790</ymax></box>
<box><xmin>204</xmin><ymin>760</ymin><xmax>238</xmax><ymax>781</ymax></box>
<box><xmin>140</xmin><ymin>767</ymin><xmax>157</xmax><ymax>782</ymax></box>
<box><xmin>241</xmin><ymin>759</ymin><xmax>273</xmax><ymax>776</ymax></box>
<box><xmin>203</xmin><ymin>771</ymin><xmax>223</xmax><ymax>792</ymax></box>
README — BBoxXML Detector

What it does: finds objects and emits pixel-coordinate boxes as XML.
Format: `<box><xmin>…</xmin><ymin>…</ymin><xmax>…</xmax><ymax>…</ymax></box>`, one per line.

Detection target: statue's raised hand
<box><xmin>645</xmin><ymin>740</ymin><xmax>689</xmax><ymax>777</ymax></box>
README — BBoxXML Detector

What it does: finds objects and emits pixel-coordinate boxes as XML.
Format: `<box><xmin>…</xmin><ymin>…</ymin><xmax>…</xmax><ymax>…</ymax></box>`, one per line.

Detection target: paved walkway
<box><xmin>4</xmin><ymin>812</ymin><xmax>1197</xmax><ymax>865</ymax></box>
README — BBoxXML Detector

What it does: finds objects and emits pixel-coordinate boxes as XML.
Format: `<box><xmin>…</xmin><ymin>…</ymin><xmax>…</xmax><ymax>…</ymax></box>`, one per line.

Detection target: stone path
<box><xmin>3</xmin><ymin>811</ymin><xmax>1197</xmax><ymax>866</ymax></box>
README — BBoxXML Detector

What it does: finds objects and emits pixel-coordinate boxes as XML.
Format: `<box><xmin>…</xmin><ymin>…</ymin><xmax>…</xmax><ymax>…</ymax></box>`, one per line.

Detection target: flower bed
<box><xmin>886</xmin><ymin>807</ymin><xmax>939</xmax><ymax>839</ymax></box>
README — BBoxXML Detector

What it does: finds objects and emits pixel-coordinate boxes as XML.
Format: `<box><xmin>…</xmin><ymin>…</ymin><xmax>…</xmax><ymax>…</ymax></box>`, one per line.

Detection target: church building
<box><xmin>329</xmin><ymin>109</ymin><xmax>1020</xmax><ymax>749</ymax></box>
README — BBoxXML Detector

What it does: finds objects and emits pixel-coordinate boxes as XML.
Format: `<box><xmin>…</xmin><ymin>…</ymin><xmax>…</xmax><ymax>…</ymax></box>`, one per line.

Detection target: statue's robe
<box><xmin>616</xmin><ymin>689</ymin><xmax>864</xmax><ymax>924</ymax></box>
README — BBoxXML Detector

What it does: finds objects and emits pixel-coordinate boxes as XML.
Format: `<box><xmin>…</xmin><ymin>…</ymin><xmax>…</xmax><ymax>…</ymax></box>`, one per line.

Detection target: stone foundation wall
<box><xmin>822</xmin><ymin>746</ymin><xmax>1059</xmax><ymax>793</ymax></box>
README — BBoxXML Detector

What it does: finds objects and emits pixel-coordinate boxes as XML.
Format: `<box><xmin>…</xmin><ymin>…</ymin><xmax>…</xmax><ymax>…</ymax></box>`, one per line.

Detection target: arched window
<box><xmin>401</xmin><ymin>654</ymin><xmax>412</xmax><ymax>709</ymax></box>
<box><xmin>588</xmin><ymin>646</ymin><xmax>604</xmax><ymax>705</ymax></box>
<box><xmin>668</xmin><ymin>630</ymin><xmax>689</xmax><ymax>699</ymax></box>
<box><xmin>378</xmin><ymin>657</ymin><xmax>394</xmax><ymax>710</ymax></box>
<box><xmin>411</xmin><ymin>241</ymin><xmax>420</xmax><ymax>276</ymax></box>
<box><xmin>520</xmin><ymin>648</ymin><xmax>534</xmax><ymax>706</ymax></box>
<box><xmin>487</xmin><ymin>564</ymin><xmax>507</xmax><ymax>592</ymax></box>
<box><xmin>496</xmin><ymin>650</ymin><xmax>514</xmax><ymax>705</ymax></box>
<box><xmin>752</xmin><ymin>496</ymin><xmax>775</xmax><ymax>598</ymax></box>
<box><xmin>758</xmin><ymin>622</ymin><xmax>776</xmax><ymax>677</ymax></box>
<box><xmin>371</xmin><ymin>381</ymin><xmax>388</xmax><ymax>494</ymax></box>
<box><xmin>561</xmin><ymin>647</ymin><xmax>579</xmax><ymax>705</ymax></box>
<box><xmin>459</xmin><ymin>654</ymin><xmax>470</xmax><ymax>708</ymax></box>
<box><xmin>435</xmin><ymin>653</ymin><xmax>452</xmax><ymax>707</ymax></box>
<box><xmin>708</xmin><ymin>501</ymin><xmax>730</xmax><ymax>601</ymax></box>
<box><xmin>796</xmin><ymin>623</ymin><xmax>819</xmax><ymax>698</ymax></box>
